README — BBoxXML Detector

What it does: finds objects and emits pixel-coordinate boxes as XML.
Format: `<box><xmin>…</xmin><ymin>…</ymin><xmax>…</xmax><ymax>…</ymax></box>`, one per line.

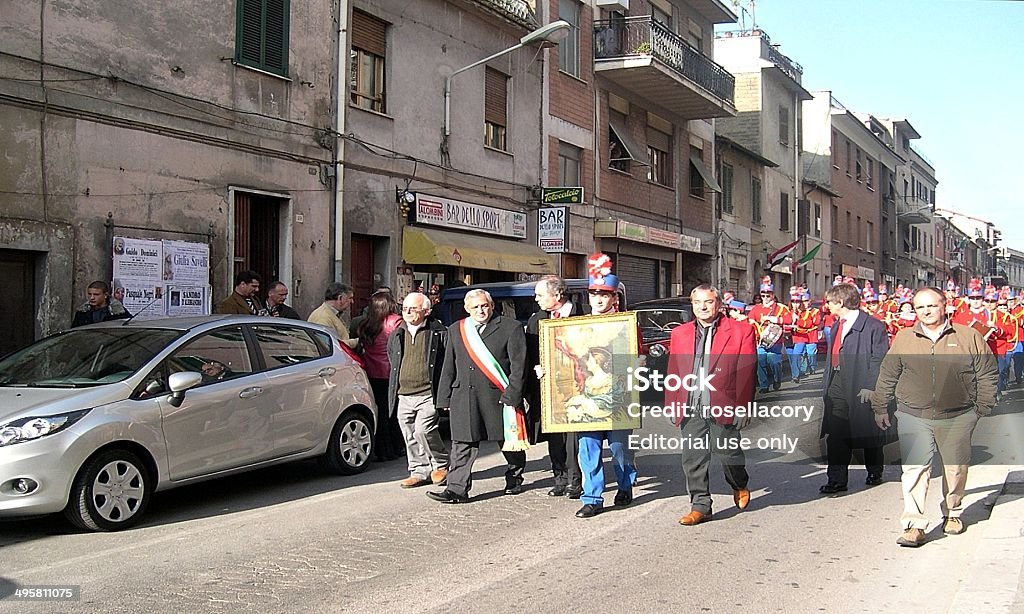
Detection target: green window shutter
<box><xmin>235</xmin><ymin>0</ymin><xmax>290</xmax><ymax>77</ymax></box>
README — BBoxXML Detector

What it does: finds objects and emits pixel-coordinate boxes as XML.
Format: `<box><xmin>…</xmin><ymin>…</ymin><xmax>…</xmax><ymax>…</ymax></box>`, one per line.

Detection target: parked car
<box><xmin>628</xmin><ymin>296</ymin><xmax>695</xmax><ymax>405</ymax></box>
<box><xmin>436</xmin><ymin>279</ymin><xmax>627</xmax><ymax>326</ymax></box>
<box><xmin>0</xmin><ymin>316</ymin><xmax>376</xmax><ymax>531</ymax></box>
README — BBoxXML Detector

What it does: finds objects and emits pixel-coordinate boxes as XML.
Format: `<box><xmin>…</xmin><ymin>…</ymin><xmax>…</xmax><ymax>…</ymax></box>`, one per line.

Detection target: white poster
<box><xmin>113</xmin><ymin>237</ymin><xmax>163</xmax><ymax>281</ymax></box>
<box><xmin>162</xmin><ymin>240</ymin><xmax>211</xmax><ymax>284</ymax></box>
<box><xmin>166</xmin><ymin>285</ymin><xmax>211</xmax><ymax>317</ymax></box>
<box><xmin>119</xmin><ymin>283</ymin><xmax>164</xmax><ymax>320</ymax></box>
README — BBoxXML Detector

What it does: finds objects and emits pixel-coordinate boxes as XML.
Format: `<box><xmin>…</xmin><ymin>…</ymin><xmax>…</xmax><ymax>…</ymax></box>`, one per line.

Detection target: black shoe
<box><xmin>758</xmin><ymin>388</ymin><xmax>769</xmax><ymax>394</ymax></box>
<box><xmin>819</xmin><ymin>483</ymin><xmax>848</xmax><ymax>495</ymax></box>
<box><xmin>575</xmin><ymin>503</ymin><xmax>602</xmax><ymax>518</ymax></box>
<box><xmin>772</xmin><ymin>381</ymin><xmax>782</xmax><ymax>391</ymax></box>
<box><xmin>792</xmin><ymin>377</ymin><xmax>800</xmax><ymax>384</ymax></box>
<box><xmin>614</xmin><ymin>489</ymin><xmax>633</xmax><ymax>506</ymax></box>
<box><xmin>865</xmin><ymin>474</ymin><xmax>884</xmax><ymax>486</ymax></box>
<box><xmin>504</xmin><ymin>483</ymin><xmax>524</xmax><ymax>495</ymax></box>
<box><xmin>426</xmin><ymin>489</ymin><xmax>468</xmax><ymax>504</ymax></box>
<box><xmin>548</xmin><ymin>485</ymin><xmax>568</xmax><ymax>497</ymax></box>
<box><xmin>567</xmin><ymin>488</ymin><xmax>583</xmax><ymax>500</ymax></box>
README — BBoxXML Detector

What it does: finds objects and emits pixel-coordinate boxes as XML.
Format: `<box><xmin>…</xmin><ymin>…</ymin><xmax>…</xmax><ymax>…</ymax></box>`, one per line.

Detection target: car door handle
<box><xmin>239</xmin><ymin>387</ymin><xmax>264</xmax><ymax>399</ymax></box>
<box><xmin>318</xmin><ymin>367</ymin><xmax>337</xmax><ymax>378</ymax></box>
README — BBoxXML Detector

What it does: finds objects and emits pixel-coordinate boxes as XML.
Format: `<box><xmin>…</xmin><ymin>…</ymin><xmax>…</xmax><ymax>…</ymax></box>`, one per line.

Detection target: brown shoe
<box><xmin>943</xmin><ymin>517</ymin><xmax>964</xmax><ymax>535</ymax></box>
<box><xmin>733</xmin><ymin>488</ymin><xmax>750</xmax><ymax>511</ymax></box>
<box><xmin>400</xmin><ymin>476</ymin><xmax>431</xmax><ymax>489</ymax></box>
<box><xmin>896</xmin><ymin>528</ymin><xmax>926</xmax><ymax>547</ymax></box>
<box><xmin>430</xmin><ymin>469</ymin><xmax>449</xmax><ymax>485</ymax></box>
<box><xmin>678</xmin><ymin>510</ymin><xmax>711</xmax><ymax>526</ymax></box>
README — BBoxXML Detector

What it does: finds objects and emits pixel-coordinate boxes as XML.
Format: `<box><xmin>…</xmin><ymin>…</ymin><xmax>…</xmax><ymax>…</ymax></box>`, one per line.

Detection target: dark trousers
<box><xmin>549</xmin><ymin>432</ymin><xmax>581</xmax><ymax>490</ymax></box>
<box><xmin>369</xmin><ymin>378</ymin><xmax>404</xmax><ymax>459</ymax></box>
<box><xmin>825</xmin><ymin>375</ymin><xmax>883</xmax><ymax>485</ymax></box>
<box><xmin>446</xmin><ymin>440</ymin><xmax>526</xmax><ymax>497</ymax></box>
<box><xmin>680</xmin><ymin>415</ymin><xmax>749</xmax><ymax>514</ymax></box>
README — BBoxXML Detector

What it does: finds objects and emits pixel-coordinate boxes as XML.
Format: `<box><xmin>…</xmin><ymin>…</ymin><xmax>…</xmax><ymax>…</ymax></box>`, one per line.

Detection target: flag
<box><xmin>796</xmin><ymin>243</ymin><xmax>822</xmax><ymax>267</ymax></box>
<box><xmin>768</xmin><ymin>239</ymin><xmax>800</xmax><ymax>267</ymax></box>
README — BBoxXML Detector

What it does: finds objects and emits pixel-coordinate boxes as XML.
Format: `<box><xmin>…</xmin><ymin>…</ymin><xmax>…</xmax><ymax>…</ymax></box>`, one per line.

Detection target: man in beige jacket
<box><xmin>308</xmin><ymin>282</ymin><xmax>357</xmax><ymax>348</ymax></box>
<box><xmin>871</xmin><ymin>287</ymin><xmax>997</xmax><ymax>548</ymax></box>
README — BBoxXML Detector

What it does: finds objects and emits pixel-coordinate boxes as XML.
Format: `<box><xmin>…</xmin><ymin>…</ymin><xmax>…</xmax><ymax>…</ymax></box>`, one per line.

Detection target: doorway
<box><xmin>0</xmin><ymin>250</ymin><xmax>37</xmax><ymax>355</ymax></box>
<box><xmin>233</xmin><ymin>191</ymin><xmax>284</xmax><ymax>294</ymax></box>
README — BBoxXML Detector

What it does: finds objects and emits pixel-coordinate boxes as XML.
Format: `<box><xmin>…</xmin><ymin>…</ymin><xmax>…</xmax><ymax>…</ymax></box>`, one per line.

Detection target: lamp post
<box><xmin>441</xmin><ymin>20</ymin><xmax>570</xmax><ymax>164</ymax></box>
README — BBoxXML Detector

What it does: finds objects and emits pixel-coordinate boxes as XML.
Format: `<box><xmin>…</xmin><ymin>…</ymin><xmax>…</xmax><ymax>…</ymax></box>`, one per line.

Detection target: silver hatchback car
<box><xmin>0</xmin><ymin>316</ymin><xmax>376</xmax><ymax>531</ymax></box>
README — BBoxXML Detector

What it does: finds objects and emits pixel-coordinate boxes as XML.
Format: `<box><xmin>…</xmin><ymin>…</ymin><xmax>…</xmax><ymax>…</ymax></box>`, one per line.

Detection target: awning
<box><xmin>689</xmin><ymin>154</ymin><xmax>722</xmax><ymax>193</ymax></box>
<box><xmin>609</xmin><ymin>116</ymin><xmax>650</xmax><ymax>166</ymax></box>
<box><xmin>403</xmin><ymin>226</ymin><xmax>555</xmax><ymax>274</ymax></box>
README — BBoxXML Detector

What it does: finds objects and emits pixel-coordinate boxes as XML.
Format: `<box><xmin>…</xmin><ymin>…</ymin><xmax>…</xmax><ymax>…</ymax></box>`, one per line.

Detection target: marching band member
<box><xmin>749</xmin><ymin>276</ymin><xmax>792</xmax><ymax>393</ymax></box>
<box><xmin>789</xmin><ymin>290</ymin><xmax>821</xmax><ymax>383</ymax></box>
<box><xmin>1010</xmin><ymin>290</ymin><xmax>1024</xmax><ymax>387</ymax></box>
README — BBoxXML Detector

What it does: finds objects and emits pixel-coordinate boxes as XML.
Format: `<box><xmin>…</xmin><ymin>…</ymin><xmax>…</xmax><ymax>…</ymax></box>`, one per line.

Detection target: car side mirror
<box><xmin>167</xmin><ymin>371</ymin><xmax>203</xmax><ymax>407</ymax></box>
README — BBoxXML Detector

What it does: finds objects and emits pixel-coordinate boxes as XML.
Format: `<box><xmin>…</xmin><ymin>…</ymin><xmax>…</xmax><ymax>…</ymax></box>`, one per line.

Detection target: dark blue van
<box><xmin>437</xmin><ymin>279</ymin><xmax>627</xmax><ymax>326</ymax></box>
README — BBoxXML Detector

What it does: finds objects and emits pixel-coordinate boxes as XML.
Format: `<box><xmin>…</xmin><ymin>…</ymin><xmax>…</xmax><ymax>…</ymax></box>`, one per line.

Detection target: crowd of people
<box><xmin>71</xmin><ymin>260</ymin><xmax>1009</xmax><ymax>548</ymax></box>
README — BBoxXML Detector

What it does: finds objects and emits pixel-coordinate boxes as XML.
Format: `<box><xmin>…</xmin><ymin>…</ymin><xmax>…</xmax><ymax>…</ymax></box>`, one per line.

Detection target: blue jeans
<box><xmin>757</xmin><ymin>345</ymin><xmax>783</xmax><ymax>390</ymax></box>
<box><xmin>578</xmin><ymin>430</ymin><xmax>637</xmax><ymax>506</ymax></box>
<box><xmin>1013</xmin><ymin>342</ymin><xmax>1024</xmax><ymax>382</ymax></box>
<box><xmin>788</xmin><ymin>342</ymin><xmax>818</xmax><ymax>379</ymax></box>
<box><xmin>998</xmin><ymin>354</ymin><xmax>1012</xmax><ymax>393</ymax></box>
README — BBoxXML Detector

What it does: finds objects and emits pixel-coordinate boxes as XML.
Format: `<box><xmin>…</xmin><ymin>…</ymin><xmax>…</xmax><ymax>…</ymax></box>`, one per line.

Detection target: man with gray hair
<box><xmin>526</xmin><ymin>275</ymin><xmax>589</xmax><ymax>497</ymax></box>
<box><xmin>307</xmin><ymin>282</ymin><xmax>357</xmax><ymax>348</ymax></box>
<box><xmin>387</xmin><ymin>291</ymin><xmax>450</xmax><ymax>488</ymax></box>
<box><xmin>428</xmin><ymin>289</ymin><xmax>528</xmax><ymax>503</ymax></box>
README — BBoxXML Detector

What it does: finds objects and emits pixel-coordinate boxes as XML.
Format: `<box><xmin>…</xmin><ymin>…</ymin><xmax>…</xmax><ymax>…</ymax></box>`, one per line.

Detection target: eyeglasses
<box><xmin>402</xmin><ymin>307</ymin><xmax>426</xmax><ymax>313</ymax></box>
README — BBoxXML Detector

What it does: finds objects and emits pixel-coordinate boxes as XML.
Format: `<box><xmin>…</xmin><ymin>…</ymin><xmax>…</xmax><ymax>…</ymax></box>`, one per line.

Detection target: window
<box><xmin>168</xmin><ymin>326</ymin><xmax>253</xmax><ymax>386</ymax></box>
<box><xmin>558</xmin><ymin>141</ymin><xmax>582</xmax><ymax>186</ymax></box>
<box><xmin>252</xmin><ymin>325</ymin><xmax>323</xmax><ymax>370</ymax></box>
<box><xmin>831</xmin><ymin>204</ymin><xmax>839</xmax><ymax>241</ymax></box>
<box><xmin>350</xmin><ymin>10</ymin><xmax>387</xmax><ymax>113</ymax></box>
<box><xmin>484</xmin><ymin>68</ymin><xmax>508</xmax><ymax>150</ymax></box>
<box><xmin>720</xmin><ymin>163</ymin><xmax>734</xmax><ymax>214</ymax></box>
<box><xmin>866</xmin><ymin>158</ymin><xmax>874</xmax><ymax>189</ymax></box>
<box><xmin>856</xmin><ymin>215</ymin><xmax>862</xmax><ymax>246</ymax></box>
<box><xmin>558</xmin><ymin>0</ymin><xmax>580</xmax><ymax>77</ymax></box>
<box><xmin>608</xmin><ymin>110</ymin><xmax>631</xmax><ymax>172</ymax></box>
<box><xmin>235</xmin><ymin>0</ymin><xmax>290</xmax><ymax>77</ymax></box>
<box><xmin>651</xmin><ymin>5</ymin><xmax>672</xmax><ymax>30</ymax></box>
<box><xmin>647</xmin><ymin>126</ymin><xmax>672</xmax><ymax>187</ymax></box>
<box><xmin>845</xmin><ymin>140</ymin><xmax>851</xmax><ymax>175</ymax></box>
<box><xmin>778</xmin><ymin>106</ymin><xmax>790</xmax><ymax>146</ymax></box>
<box><xmin>689</xmin><ymin>145</ymin><xmax>706</xmax><ymax>198</ymax></box>
<box><xmin>780</xmin><ymin>192</ymin><xmax>790</xmax><ymax>231</ymax></box>
<box><xmin>855</xmin><ymin>148</ymin><xmax>863</xmax><ymax>182</ymax></box>
<box><xmin>832</xmin><ymin>131</ymin><xmax>840</xmax><ymax>168</ymax></box>
<box><xmin>814</xmin><ymin>203</ymin><xmax>822</xmax><ymax>238</ymax></box>
<box><xmin>751</xmin><ymin>177</ymin><xmax>762</xmax><ymax>223</ymax></box>
<box><xmin>797</xmin><ymin>199</ymin><xmax>809</xmax><ymax>236</ymax></box>
<box><xmin>846</xmin><ymin>211</ymin><xmax>852</xmax><ymax>243</ymax></box>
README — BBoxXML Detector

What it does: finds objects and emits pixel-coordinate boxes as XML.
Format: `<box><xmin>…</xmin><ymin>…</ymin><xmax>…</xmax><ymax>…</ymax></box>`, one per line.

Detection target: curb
<box><xmin>949</xmin><ymin>468</ymin><xmax>1024</xmax><ymax>613</ymax></box>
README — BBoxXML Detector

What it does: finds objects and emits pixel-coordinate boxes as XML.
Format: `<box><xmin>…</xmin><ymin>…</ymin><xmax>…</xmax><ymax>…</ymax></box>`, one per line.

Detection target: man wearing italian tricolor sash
<box><xmin>427</xmin><ymin>289</ymin><xmax>529</xmax><ymax>504</ymax></box>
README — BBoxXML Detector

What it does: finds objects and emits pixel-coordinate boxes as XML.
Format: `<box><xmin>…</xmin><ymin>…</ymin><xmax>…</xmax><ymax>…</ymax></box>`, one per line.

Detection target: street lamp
<box><xmin>442</xmin><ymin>20</ymin><xmax>570</xmax><ymax>158</ymax></box>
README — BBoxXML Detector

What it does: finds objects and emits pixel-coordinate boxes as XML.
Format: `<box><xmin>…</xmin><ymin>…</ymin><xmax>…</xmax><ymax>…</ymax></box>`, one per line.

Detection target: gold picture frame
<box><xmin>539</xmin><ymin>311</ymin><xmax>641</xmax><ymax>433</ymax></box>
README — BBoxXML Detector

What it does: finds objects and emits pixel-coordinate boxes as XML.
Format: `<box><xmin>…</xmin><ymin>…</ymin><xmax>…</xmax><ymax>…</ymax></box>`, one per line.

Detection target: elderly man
<box><xmin>872</xmin><ymin>287</ymin><xmax>998</xmax><ymax>548</ymax></box>
<box><xmin>307</xmin><ymin>282</ymin><xmax>357</xmax><ymax>348</ymax></box>
<box><xmin>72</xmin><ymin>280</ymin><xmax>131</xmax><ymax>327</ymax></box>
<box><xmin>216</xmin><ymin>270</ymin><xmax>265</xmax><ymax>315</ymax></box>
<box><xmin>819</xmin><ymin>282</ymin><xmax>892</xmax><ymax>495</ymax></box>
<box><xmin>526</xmin><ymin>275</ymin><xmax>589</xmax><ymax>498</ymax></box>
<box><xmin>266</xmin><ymin>280</ymin><xmax>301</xmax><ymax>319</ymax></box>
<box><xmin>667</xmin><ymin>284</ymin><xmax>757</xmax><ymax>526</ymax></box>
<box><xmin>388</xmin><ymin>291</ymin><xmax>450</xmax><ymax>488</ymax></box>
<box><xmin>427</xmin><ymin>289</ymin><xmax>528</xmax><ymax>503</ymax></box>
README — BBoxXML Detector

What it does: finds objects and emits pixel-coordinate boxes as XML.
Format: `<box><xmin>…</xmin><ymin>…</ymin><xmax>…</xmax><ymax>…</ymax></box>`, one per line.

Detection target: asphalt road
<box><xmin>1</xmin><ymin>375</ymin><xmax>1022</xmax><ymax>613</ymax></box>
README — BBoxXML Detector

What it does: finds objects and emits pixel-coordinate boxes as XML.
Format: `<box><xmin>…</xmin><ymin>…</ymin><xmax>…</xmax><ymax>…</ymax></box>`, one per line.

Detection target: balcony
<box><xmin>460</xmin><ymin>0</ymin><xmax>536</xmax><ymax>29</ymax></box>
<box><xmin>896</xmin><ymin>195</ymin><xmax>932</xmax><ymax>225</ymax></box>
<box><xmin>594</xmin><ymin>17</ymin><xmax>736</xmax><ymax>119</ymax></box>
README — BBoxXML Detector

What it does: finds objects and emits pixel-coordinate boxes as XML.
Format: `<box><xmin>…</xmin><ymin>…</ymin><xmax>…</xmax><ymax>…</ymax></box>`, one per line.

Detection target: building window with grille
<box><xmin>647</xmin><ymin>126</ymin><xmax>672</xmax><ymax>187</ymax></box>
<box><xmin>751</xmin><ymin>177</ymin><xmax>762</xmax><ymax>224</ymax></box>
<box><xmin>558</xmin><ymin>141</ymin><xmax>582</xmax><ymax>186</ymax></box>
<box><xmin>780</xmin><ymin>192</ymin><xmax>790</xmax><ymax>231</ymax></box>
<box><xmin>558</xmin><ymin>0</ymin><xmax>580</xmax><ymax>77</ymax></box>
<box><xmin>719</xmin><ymin>163</ymin><xmax>734</xmax><ymax>214</ymax></box>
<box><xmin>350</xmin><ymin>10</ymin><xmax>387</xmax><ymax>113</ymax></box>
<box><xmin>484</xmin><ymin>68</ymin><xmax>508</xmax><ymax>151</ymax></box>
<box><xmin>235</xmin><ymin>0</ymin><xmax>290</xmax><ymax>77</ymax></box>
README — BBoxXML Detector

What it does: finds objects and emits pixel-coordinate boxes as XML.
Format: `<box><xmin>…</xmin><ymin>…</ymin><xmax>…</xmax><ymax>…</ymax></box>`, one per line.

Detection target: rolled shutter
<box><xmin>485</xmin><ymin>68</ymin><xmax>507</xmax><ymax>126</ymax></box>
<box><xmin>352</xmin><ymin>10</ymin><xmax>386</xmax><ymax>56</ymax></box>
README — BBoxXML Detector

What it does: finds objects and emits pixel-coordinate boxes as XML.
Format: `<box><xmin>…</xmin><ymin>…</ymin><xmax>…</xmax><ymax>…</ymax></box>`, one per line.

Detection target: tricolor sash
<box><xmin>460</xmin><ymin>319</ymin><xmax>529</xmax><ymax>451</ymax></box>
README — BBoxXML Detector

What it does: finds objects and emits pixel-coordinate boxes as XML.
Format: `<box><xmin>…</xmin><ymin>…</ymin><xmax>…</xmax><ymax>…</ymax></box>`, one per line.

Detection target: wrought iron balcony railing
<box><xmin>471</xmin><ymin>0</ymin><xmax>535</xmax><ymax>28</ymax></box>
<box><xmin>594</xmin><ymin>17</ymin><xmax>735</xmax><ymax>105</ymax></box>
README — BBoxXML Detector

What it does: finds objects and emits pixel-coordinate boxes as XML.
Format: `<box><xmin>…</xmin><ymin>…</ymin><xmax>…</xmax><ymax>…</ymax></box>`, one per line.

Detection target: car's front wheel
<box><xmin>64</xmin><ymin>449</ymin><xmax>151</xmax><ymax>531</ymax></box>
<box><xmin>320</xmin><ymin>411</ymin><xmax>373</xmax><ymax>475</ymax></box>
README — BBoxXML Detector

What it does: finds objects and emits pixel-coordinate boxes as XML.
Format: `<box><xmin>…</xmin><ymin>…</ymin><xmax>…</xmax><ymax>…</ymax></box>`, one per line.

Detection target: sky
<box><xmin>716</xmin><ymin>0</ymin><xmax>1024</xmax><ymax>248</ymax></box>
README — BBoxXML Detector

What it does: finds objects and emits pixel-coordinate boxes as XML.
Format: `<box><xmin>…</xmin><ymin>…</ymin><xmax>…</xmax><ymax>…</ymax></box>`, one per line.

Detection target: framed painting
<box><xmin>539</xmin><ymin>311</ymin><xmax>641</xmax><ymax>433</ymax></box>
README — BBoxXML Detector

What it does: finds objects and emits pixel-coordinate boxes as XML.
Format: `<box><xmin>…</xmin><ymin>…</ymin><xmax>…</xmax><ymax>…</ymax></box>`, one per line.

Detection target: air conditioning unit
<box><xmin>595</xmin><ymin>0</ymin><xmax>629</xmax><ymax>11</ymax></box>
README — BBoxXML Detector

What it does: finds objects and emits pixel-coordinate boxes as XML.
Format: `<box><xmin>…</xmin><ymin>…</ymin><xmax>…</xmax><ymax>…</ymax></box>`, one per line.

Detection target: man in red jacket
<box><xmin>667</xmin><ymin>284</ymin><xmax>758</xmax><ymax>526</ymax></box>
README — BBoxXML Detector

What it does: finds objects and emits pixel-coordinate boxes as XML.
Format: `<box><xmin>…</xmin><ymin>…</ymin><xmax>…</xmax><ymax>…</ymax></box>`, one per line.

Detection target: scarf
<box><xmin>460</xmin><ymin>319</ymin><xmax>529</xmax><ymax>451</ymax></box>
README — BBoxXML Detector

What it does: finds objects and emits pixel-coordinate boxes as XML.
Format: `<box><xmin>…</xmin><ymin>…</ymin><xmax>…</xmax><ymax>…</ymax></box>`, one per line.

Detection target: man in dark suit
<box><xmin>266</xmin><ymin>280</ymin><xmax>301</xmax><ymax>319</ymax></box>
<box><xmin>667</xmin><ymin>284</ymin><xmax>758</xmax><ymax>526</ymax></box>
<box><xmin>819</xmin><ymin>282</ymin><xmax>893</xmax><ymax>494</ymax></box>
<box><xmin>427</xmin><ymin>289</ymin><xmax>528</xmax><ymax>503</ymax></box>
<box><xmin>526</xmin><ymin>275</ymin><xmax>589</xmax><ymax>498</ymax></box>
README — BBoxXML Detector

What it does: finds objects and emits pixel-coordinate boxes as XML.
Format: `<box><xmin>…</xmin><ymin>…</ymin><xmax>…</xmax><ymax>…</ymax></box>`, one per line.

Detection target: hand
<box><xmin>534</xmin><ymin>365</ymin><xmax>546</xmax><ymax>379</ymax></box>
<box><xmin>857</xmin><ymin>388</ymin><xmax>873</xmax><ymax>404</ymax></box>
<box><xmin>874</xmin><ymin>413</ymin><xmax>890</xmax><ymax>430</ymax></box>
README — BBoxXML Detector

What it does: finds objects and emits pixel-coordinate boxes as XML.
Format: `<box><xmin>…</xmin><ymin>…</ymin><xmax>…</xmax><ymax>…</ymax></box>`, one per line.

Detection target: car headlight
<box><xmin>0</xmin><ymin>409</ymin><xmax>91</xmax><ymax>447</ymax></box>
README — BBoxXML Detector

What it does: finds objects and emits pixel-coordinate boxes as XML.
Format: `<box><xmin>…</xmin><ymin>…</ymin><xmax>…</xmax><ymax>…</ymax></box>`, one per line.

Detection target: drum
<box><xmin>759</xmin><ymin>322</ymin><xmax>784</xmax><ymax>348</ymax></box>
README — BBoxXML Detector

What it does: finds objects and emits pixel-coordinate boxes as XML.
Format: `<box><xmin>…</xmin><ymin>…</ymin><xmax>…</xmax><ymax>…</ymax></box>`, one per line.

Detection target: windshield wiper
<box><xmin>25</xmin><ymin>382</ymin><xmax>85</xmax><ymax>388</ymax></box>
